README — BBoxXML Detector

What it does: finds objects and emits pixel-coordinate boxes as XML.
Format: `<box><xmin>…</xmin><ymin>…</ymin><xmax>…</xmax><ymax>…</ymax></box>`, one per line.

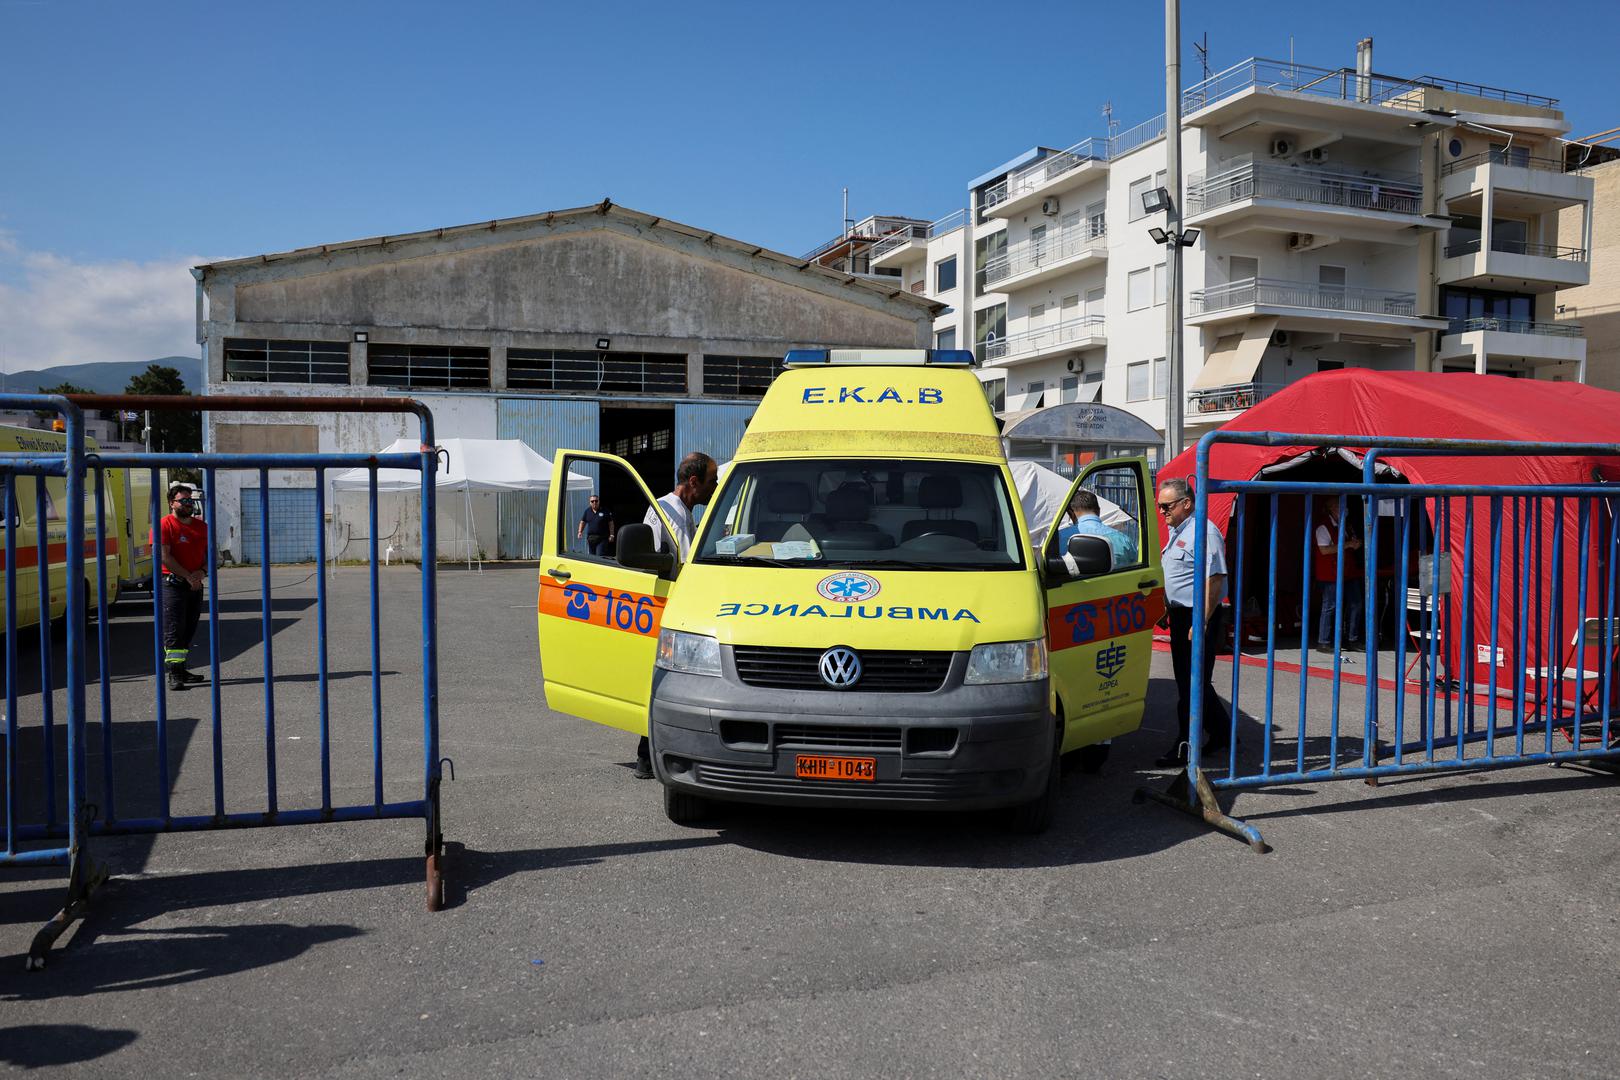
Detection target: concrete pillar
<box><xmin>1481</xmin><ymin>173</ymin><xmax>1495</xmax><ymax>262</ymax></box>
<box><xmin>687</xmin><ymin>351</ymin><xmax>704</xmax><ymax>396</ymax></box>
<box><xmin>490</xmin><ymin>345</ymin><xmax>508</xmax><ymax>391</ymax></box>
<box><xmin>350</xmin><ymin>340</ymin><xmax>368</xmax><ymax>385</ymax></box>
<box><xmin>1473</xmin><ymin>346</ymin><xmax>1487</xmax><ymax>376</ymax></box>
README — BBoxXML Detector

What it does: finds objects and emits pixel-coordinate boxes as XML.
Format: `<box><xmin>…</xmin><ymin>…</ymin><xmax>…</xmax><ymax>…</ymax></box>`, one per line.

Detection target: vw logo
<box><xmin>818</xmin><ymin>646</ymin><xmax>862</xmax><ymax>689</ymax></box>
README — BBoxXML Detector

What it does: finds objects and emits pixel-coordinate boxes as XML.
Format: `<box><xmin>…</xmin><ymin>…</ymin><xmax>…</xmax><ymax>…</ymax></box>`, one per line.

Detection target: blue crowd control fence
<box><xmin>1141</xmin><ymin>430</ymin><xmax>1620</xmax><ymax>852</ymax></box>
<box><xmin>2</xmin><ymin>393</ymin><xmax>446</xmax><ymax>970</ymax></box>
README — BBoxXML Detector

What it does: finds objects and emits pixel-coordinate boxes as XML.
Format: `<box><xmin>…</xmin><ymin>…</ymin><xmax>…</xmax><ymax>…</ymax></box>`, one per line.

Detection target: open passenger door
<box><xmin>537</xmin><ymin>450</ymin><xmax>680</xmax><ymax>735</ymax></box>
<box><xmin>1040</xmin><ymin>457</ymin><xmax>1163</xmax><ymax>752</ymax></box>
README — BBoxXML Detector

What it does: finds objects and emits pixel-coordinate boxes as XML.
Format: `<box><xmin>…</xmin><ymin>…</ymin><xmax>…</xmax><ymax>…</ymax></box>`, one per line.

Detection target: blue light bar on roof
<box><xmin>782</xmin><ymin>348</ymin><xmax>977</xmax><ymax>368</ymax></box>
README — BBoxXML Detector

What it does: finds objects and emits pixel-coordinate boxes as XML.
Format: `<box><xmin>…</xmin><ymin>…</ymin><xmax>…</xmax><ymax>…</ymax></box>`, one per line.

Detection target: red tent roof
<box><xmin>1163</xmin><ymin>370</ymin><xmax>1620</xmax><ymax>526</ymax></box>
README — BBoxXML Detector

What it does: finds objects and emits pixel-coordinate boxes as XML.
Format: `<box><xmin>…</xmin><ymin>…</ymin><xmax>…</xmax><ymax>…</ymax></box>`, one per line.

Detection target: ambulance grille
<box><xmin>731</xmin><ymin>646</ymin><xmax>952</xmax><ymax>693</ymax></box>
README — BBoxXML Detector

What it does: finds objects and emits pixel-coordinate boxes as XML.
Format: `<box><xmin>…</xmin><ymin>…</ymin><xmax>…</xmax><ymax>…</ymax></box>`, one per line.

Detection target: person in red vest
<box><xmin>155</xmin><ymin>482</ymin><xmax>209</xmax><ymax>690</ymax></box>
<box><xmin>1313</xmin><ymin>496</ymin><xmax>1364</xmax><ymax>651</ymax></box>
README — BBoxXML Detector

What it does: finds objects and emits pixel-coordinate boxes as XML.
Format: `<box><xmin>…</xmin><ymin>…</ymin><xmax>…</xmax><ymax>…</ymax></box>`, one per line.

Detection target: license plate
<box><xmin>794</xmin><ymin>754</ymin><xmax>876</xmax><ymax>782</ymax></box>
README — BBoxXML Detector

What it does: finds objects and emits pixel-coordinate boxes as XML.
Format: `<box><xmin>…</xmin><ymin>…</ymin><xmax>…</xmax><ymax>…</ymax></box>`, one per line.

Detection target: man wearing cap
<box><xmin>155</xmin><ymin>483</ymin><xmax>209</xmax><ymax>691</ymax></box>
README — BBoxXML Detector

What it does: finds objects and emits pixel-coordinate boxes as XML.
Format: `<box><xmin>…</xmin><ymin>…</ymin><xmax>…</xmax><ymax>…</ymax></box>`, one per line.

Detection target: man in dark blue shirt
<box><xmin>576</xmin><ymin>494</ymin><xmax>615</xmax><ymax>556</ymax></box>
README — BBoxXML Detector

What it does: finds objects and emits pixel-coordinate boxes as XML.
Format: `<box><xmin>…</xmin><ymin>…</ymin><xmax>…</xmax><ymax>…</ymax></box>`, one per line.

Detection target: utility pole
<box><xmin>1163</xmin><ymin>0</ymin><xmax>1186</xmax><ymax>462</ymax></box>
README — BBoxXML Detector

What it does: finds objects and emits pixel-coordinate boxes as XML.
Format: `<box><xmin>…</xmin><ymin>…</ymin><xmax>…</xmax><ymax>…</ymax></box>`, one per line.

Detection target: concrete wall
<box><xmin>1558</xmin><ymin>158</ymin><xmax>1620</xmax><ymax>393</ymax></box>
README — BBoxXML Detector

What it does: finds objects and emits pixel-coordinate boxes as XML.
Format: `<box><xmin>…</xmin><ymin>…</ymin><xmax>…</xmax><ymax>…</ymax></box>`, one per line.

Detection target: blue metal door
<box><xmin>240</xmin><ymin>487</ymin><xmax>318</xmax><ymax>563</ymax></box>
<box><xmin>496</xmin><ymin>398</ymin><xmax>600</xmax><ymax>560</ymax></box>
<box><xmin>674</xmin><ymin>402</ymin><xmax>756</xmax><ymax>472</ymax></box>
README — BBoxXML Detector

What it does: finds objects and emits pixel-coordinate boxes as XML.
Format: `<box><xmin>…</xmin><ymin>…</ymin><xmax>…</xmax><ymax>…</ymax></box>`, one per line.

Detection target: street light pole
<box><xmin>1162</xmin><ymin>0</ymin><xmax>1186</xmax><ymax>463</ymax></box>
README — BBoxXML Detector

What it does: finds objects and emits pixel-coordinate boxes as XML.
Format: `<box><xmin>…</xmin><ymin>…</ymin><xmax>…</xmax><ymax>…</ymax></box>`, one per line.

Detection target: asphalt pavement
<box><xmin>1</xmin><ymin>563</ymin><xmax>1616</xmax><ymax>1079</ymax></box>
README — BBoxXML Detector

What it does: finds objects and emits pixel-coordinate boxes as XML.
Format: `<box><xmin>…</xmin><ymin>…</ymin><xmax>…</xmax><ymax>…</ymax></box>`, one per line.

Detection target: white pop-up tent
<box><xmin>331</xmin><ymin>437</ymin><xmax>590</xmax><ymax>568</ymax></box>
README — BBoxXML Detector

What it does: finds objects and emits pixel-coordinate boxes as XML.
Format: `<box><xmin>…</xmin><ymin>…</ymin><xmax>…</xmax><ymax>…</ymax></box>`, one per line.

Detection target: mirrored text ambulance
<box><xmin>537</xmin><ymin>350</ymin><xmax>1162</xmax><ymax>832</ymax></box>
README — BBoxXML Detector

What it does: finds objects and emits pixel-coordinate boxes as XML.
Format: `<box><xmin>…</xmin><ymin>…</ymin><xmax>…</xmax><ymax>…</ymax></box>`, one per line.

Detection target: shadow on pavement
<box><xmin>0</xmin><ymin>1023</ymin><xmax>138</xmax><ymax>1067</ymax></box>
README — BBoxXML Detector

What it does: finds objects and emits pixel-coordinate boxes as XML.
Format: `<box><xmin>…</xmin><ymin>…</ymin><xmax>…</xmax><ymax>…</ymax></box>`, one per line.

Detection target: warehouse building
<box><xmin>193</xmin><ymin>201</ymin><xmax>937</xmax><ymax>563</ymax></box>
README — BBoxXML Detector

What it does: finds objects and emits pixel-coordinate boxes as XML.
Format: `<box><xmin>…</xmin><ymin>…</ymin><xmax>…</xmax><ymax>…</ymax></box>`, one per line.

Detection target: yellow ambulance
<box><xmin>0</xmin><ymin>424</ymin><xmax>133</xmax><ymax>631</ymax></box>
<box><xmin>537</xmin><ymin>350</ymin><xmax>1162</xmax><ymax>832</ymax></box>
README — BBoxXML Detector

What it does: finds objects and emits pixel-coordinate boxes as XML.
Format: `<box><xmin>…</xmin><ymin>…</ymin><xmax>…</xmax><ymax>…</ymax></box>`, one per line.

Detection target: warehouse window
<box><xmin>224</xmin><ymin>339</ymin><xmax>349</xmax><ymax>384</ymax></box>
<box><xmin>367</xmin><ymin>344</ymin><xmax>490</xmax><ymax>390</ymax></box>
<box><xmin>507</xmin><ymin>349</ymin><xmax>602</xmax><ymax>392</ymax></box>
<box><xmin>506</xmin><ymin>350</ymin><xmax>687</xmax><ymax>394</ymax></box>
<box><xmin>702</xmin><ymin>355</ymin><xmax>783</xmax><ymax>397</ymax></box>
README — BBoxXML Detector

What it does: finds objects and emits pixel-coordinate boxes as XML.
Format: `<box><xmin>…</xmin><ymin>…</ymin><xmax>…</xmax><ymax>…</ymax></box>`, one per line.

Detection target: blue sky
<box><xmin>1</xmin><ymin>0</ymin><xmax>1616</xmax><ymax>366</ymax></box>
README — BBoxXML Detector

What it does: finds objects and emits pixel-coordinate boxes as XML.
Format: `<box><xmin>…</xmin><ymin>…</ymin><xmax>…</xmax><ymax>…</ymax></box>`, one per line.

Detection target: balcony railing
<box><xmin>1191</xmin><ymin>277</ymin><xmax>1418</xmax><ymax>317</ymax></box>
<box><xmin>1187</xmin><ymin>382</ymin><xmax>1279</xmax><ymax>414</ymax></box>
<box><xmin>1446</xmin><ymin>317</ymin><xmax>1584</xmax><ymax>337</ymax></box>
<box><xmin>983</xmin><ymin>314</ymin><xmax>1104</xmax><ymax>363</ymax></box>
<box><xmin>867</xmin><ymin>208</ymin><xmax>969</xmax><ymax>262</ymax></box>
<box><xmin>1443</xmin><ymin>237</ymin><xmax>1588</xmax><ymax>261</ymax></box>
<box><xmin>983</xmin><ymin>138</ymin><xmax>1111</xmax><ymax>210</ymax></box>
<box><xmin>1181</xmin><ymin>58</ymin><xmax>1557</xmax><ymax>118</ymax></box>
<box><xmin>982</xmin><ymin>223</ymin><xmax>1107</xmax><ymax>287</ymax></box>
<box><xmin>1187</xmin><ymin>161</ymin><xmax>1422</xmax><ymax>216</ymax></box>
<box><xmin>1440</xmin><ymin>149</ymin><xmax>1572</xmax><ymax>177</ymax></box>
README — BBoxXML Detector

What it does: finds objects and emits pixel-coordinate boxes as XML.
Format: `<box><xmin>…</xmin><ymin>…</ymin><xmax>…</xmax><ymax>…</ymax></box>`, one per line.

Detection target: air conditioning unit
<box><xmin>1287</xmin><ymin>232</ymin><xmax>1316</xmax><ymax>252</ymax></box>
<box><xmin>1303</xmin><ymin>147</ymin><xmax>1329</xmax><ymax>163</ymax></box>
<box><xmin>1040</xmin><ymin>197</ymin><xmax>1061</xmax><ymax>216</ymax></box>
<box><xmin>1269</xmin><ymin>136</ymin><xmax>1296</xmax><ymax>158</ymax></box>
<box><xmin>1270</xmin><ymin>330</ymin><xmax>1291</xmax><ymax>348</ymax></box>
<box><xmin>1066</xmin><ymin>357</ymin><xmax>1082</xmax><ymax>372</ymax></box>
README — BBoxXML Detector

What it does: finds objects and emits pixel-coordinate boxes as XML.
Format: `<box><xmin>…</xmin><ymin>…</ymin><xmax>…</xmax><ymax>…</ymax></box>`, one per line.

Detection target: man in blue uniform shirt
<box><xmin>1054</xmin><ymin>489</ymin><xmax>1137</xmax><ymax>569</ymax></box>
<box><xmin>1156</xmin><ymin>478</ymin><xmax>1231</xmax><ymax>766</ymax></box>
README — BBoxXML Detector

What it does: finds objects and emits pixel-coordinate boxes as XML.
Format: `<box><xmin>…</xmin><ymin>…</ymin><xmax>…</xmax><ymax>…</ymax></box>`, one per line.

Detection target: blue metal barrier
<box><xmin>1141</xmin><ymin>430</ymin><xmax>1620</xmax><ymax>851</ymax></box>
<box><xmin>3</xmin><ymin>394</ymin><xmax>447</xmax><ymax>969</ymax></box>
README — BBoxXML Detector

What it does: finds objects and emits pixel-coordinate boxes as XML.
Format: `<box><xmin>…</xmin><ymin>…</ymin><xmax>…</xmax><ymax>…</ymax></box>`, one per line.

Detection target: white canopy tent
<box><xmin>332</xmin><ymin>437</ymin><xmax>591</xmax><ymax>568</ymax></box>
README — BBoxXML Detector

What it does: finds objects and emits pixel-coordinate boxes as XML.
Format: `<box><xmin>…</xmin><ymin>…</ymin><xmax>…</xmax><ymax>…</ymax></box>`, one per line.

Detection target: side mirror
<box><xmin>1067</xmin><ymin>534</ymin><xmax>1114</xmax><ymax>577</ymax></box>
<box><xmin>615</xmin><ymin>523</ymin><xmax>676</xmax><ymax>577</ymax></box>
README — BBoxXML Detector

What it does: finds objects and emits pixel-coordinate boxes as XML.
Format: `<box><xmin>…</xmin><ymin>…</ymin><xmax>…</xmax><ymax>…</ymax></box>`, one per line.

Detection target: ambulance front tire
<box><xmin>1006</xmin><ymin>714</ymin><xmax>1063</xmax><ymax>835</ymax></box>
<box><xmin>663</xmin><ymin>782</ymin><xmax>713</xmax><ymax>826</ymax></box>
<box><xmin>1076</xmin><ymin>742</ymin><xmax>1110</xmax><ymax>774</ymax></box>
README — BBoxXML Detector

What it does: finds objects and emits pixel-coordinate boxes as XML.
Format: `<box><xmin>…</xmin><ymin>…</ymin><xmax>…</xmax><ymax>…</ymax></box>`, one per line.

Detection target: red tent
<box><xmin>1159</xmin><ymin>369</ymin><xmax>1620</xmax><ymax>690</ymax></box>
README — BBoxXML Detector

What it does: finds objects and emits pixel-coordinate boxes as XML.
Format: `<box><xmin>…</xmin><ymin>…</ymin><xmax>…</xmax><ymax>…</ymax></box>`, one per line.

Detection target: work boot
<box><xmin>166</xmin><ymin>669</ymin><xmax>189</xmax><ymax>692</ymax></box>
<box><xmin>178</xmin><ymin>668</ymin><xmax>207</xmax><ymax>685</ymax></box>
<box><xmin>632</xmin><ymin>736</ymin><xmax>654</xmax><ymax>780</ymax></box>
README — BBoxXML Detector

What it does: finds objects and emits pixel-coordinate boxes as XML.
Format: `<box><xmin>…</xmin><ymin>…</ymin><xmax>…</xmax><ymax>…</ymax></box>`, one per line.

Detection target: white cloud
<box><xmin>0</xmin><ymin>238</ymin><xmax>201</xmax><ymax>371</ymax></box>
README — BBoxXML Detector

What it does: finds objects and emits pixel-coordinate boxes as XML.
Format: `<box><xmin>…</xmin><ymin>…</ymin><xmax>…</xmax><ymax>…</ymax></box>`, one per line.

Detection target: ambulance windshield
<box><xmin>695</xmin><ymin>459</ymin><xmax>1025</xmax><ymax>571</ymax></box>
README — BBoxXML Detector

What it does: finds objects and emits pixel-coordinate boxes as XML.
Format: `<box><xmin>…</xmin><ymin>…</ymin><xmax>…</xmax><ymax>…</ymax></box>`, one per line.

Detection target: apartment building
<box><xmin>815</xmin><ymin>42</ymin><xmax>1597</xmax><ymax>470</ymax></box>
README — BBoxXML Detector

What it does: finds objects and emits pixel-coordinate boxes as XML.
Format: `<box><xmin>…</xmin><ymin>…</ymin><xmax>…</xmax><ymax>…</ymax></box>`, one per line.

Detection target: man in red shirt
<box><xmin>156</xmin><ymin>482</ymin><xmax>210</xmax><ymax>690</ymax></box>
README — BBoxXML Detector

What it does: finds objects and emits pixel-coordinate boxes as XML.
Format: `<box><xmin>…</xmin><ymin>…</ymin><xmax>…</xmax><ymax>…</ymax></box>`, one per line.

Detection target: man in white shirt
<box><xmin>634</xmin><ymin>451</ymin><xmax>718</xmax><ymax>777</ymax></box>
<box><xmin>642</xmin><ymin>452</ymin><xmax>718</xmax><ymax>562</ymax></box>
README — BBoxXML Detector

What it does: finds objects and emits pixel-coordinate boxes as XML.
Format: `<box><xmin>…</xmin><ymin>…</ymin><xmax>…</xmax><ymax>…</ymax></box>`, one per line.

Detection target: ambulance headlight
<box><xmin>656</xmin><ymin>629</ymin><xmax>722</xmax><ymax>678</ymax></box>
<box><xmin>964</xmin><ymin>639</ymin><xmax>1047</xmax><ymax>685</ymax></box>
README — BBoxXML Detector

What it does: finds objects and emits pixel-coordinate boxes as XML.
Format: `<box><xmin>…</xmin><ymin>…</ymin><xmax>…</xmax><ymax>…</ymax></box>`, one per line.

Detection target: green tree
<box><xmin>125</xmin><ymin>364</ymin><xmax>201</xmax><ymax>453</ymax></box>
<box><xmin>35</xmin><ymin>381</ymin><xmax>92</xmax><ymax>420</ymax></box>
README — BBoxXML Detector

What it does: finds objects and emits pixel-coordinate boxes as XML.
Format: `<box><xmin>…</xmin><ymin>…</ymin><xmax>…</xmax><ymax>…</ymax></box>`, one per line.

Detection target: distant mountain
<box><xmin>0</xmin><ymin>357</ymin><xmax>202</xmax><ymax>395</ymax></box>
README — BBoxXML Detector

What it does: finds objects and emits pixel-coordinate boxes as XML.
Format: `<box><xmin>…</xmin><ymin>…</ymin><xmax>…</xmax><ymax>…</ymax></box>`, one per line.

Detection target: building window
<box><xmin>975</xmin><ymin>303</ymin><xmax>1006</xmax><ymax>356</ymax></box>
<box><xmin>1152</xmin><ymin>357</ymin><xmax>1168</xmax><ymax>398</ymax></box>
<box><xmin>935</xmin><ymin>256</ymin><xmax>958</xmax><ymax>293</ymax></box>
<box><xmin>702</xmin><ymin>354</ymin><xmax>783</xmax><ymax>397</ymax></box>
<box><xmin>1154</xmin><ymin>263</ymin><xmax>1167</xmax><ymax>306</ymax></box>
<box><xmin>935</xmin><ymin>327</ymin><xmax>957</xmax><ymax>351</ymax></box>
<box><xmin>982</xmin><ymin>376</ymin><xmax>1005</xmax><ymax>413</ymax></box>
<box><xmin>1026</xmin><ymin>379</ymin><xmax>1046</xmax><ymax>409</ymax></box>
<box><xmin>974</xmin><ymin>232</ymin><xmax>1007</xmax><ymax>292</ymax></box>
<box><xmin>1128</xmin><ymin>171</ymin><xmax>1168</xmax><ymax>222</ymax></box>
<box><xmin>224</xmin><ymin>338</ymin><xmax>349</xmax><ymax>384</ymax></box>
<box><xmin>1061</xmin><ymin>374</ymin><xmax>1079</xmax><ymax>403</ymax></box>
<box><xmin>1128</xmin><ymin>268</ymin><xmax>1152</xmax><ymax>312</ymax></box>
<box><xmin>1127</xmin><ymin>361</ymin><xmax>1150</xmax><ymax>401</ymax></box>
<box><xmin>1318</xmin><ymin>359</ymin><xmax>1345</xmax><ymax>372</ymax></box>
<box><xmin>507</xmin><ymin>349</ymin><xmax>599</xmax><ymax>392</ymax></box>
<box><xmin>367</xmin><ymin>344</ymin><xmax>490</xmax><ymax>390</ymax></box>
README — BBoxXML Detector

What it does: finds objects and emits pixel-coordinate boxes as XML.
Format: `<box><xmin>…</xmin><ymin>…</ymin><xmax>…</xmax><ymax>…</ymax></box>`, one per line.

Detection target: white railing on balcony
<box><xmin>1191</xmin><ymin>277</ymin><xmax>1418</xmax><ymax>317</ymax></box>
<box><xmin>866</xmin><ymin>209</ymin><xmax>969</xmax><ymax>263</ymax></box>
<box><xmin>1187</xmin><ymin>161</ymin><xmax>1422</xmax><ymax>216</ymax></box>
<box><xmin>982</xmin><ymin>138</ymin><xmax>1110</xmax><ymax>210</ymax></box>
<box><xmin>983</xmin><ymin>314</ymin><xmax>1105</xmax><ymax>363</ymax></box>
<box><xmin>982</xmin><ymin>223</ymin><xmax>1107</xmax><ymax>287</ymax></box>
<box><xmin>1181</xmin><ymin>58</ymin><xmax>1557</xmax><ymax>117</ymax></box>
<box><xmin>1446</xmin><ymin>317</ymin><xmax>1583</xmax><ymax>337</ymax></box>
<box><xmin>1440</xmin><ymin>149</ymin><xmax>1571</xmax><ymax>177</ymax></box>
<box><xmin>1443</xmin><ymin>237</ymin><xmax>1588</xmax><ymax>261</ymax></box>
<box><xmin>1187</xmin><ymin>382</ymin><xmax>1279</xmax><ymax>415</ymax></box>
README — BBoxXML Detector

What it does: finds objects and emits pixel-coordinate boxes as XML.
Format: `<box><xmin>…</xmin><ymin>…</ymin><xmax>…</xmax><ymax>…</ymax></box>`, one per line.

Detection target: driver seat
<box><xmin>901</xmin><ymin>475</ymin><xmax>980</xmax><ymax>544</ymax></box>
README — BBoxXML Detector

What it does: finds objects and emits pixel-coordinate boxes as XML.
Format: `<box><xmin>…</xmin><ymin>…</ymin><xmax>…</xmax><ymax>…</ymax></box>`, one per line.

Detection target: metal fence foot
<box><xmin>26</xmin><ymin>848</ymin><xmax>106</xmax><ymax>971</ymax></box>
<box><xmin>1136</xmin><ymin>769</ymin><xmax>1270</xmax><ymax>853</ymax></box>
<box><xmin>425</xmin><ymin>772</ymin><xmax>446</xmax><ymax>912</ymax></box>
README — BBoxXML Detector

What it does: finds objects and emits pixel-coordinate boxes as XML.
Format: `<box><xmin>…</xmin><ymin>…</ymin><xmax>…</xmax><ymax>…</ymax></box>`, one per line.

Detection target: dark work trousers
<box><xmin>161</xmin><ymin>575</ymin><xmax>203</xmax><ymax>670</ymax></box>
<box><xmin>1168</xmin><ymin>604</ymin><xmax>1230</xmax><ymax>750</ymax></box>
<box><xmin>588</xmin><ymin>535</ymin><xmax>609</xmax><ymax>556</ymax></box>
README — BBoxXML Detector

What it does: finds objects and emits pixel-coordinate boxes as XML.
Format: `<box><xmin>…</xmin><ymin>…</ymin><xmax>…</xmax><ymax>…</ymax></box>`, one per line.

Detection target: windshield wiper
<box><xmin>829</xmin><ymin>559</ymin><xmax>995</xmax><ymax>572</ymax></box>
<box><xmin>698</xmin><ymin>554</ymin><xmax>820</xmax><ymax>568</ymax></box>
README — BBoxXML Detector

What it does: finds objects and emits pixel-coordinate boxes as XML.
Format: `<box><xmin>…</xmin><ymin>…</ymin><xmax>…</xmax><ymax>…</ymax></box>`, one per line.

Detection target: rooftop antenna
<box><xmin>1102</xmin><ymin>100</ymin><xmax>1118</xmax><ymax>139</ymax></box>
<box><xmin>842</xmin><ymin>187</ymin><xmax>852</xmax><ymax>238</ymax></box>
<box><xmin>1194</xmin><ymin>32</ymin><xmax>1210</xmax><ymax>82</ymax></box>
<box><xmin>1288</xmin><ymin>35</ymin><xmax>1295</xmax><ymax>74</ymax></box>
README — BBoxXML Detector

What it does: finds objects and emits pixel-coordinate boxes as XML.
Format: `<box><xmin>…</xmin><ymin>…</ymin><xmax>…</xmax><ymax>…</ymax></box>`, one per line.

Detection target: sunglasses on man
<box><xmin>1157</xmin><ymin>497</ymin><xmax>1188</xmax><ymax>512</ymax></box>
